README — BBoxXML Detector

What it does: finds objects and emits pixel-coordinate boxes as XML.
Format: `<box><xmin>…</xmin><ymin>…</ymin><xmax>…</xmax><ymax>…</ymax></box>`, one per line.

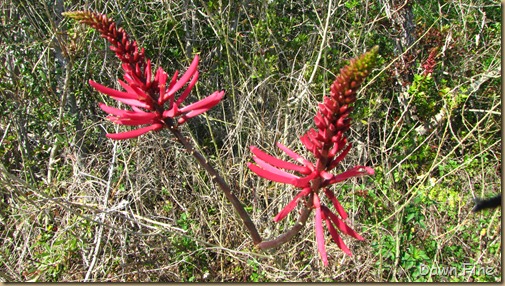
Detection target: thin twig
<box><xmin>84</xmin><ymin>139</ymin><xmax>118</xmax><ymax>281</ymax></box>
<box><xmin>288</xmin><ymin>0</ymin><xmax>333</xmax><ymax>106</ymax></box>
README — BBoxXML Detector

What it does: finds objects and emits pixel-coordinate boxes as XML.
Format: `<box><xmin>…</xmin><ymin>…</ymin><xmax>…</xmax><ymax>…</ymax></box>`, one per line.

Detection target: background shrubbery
<box><xmin>0</xmin><ymin>0</ymin><xmax>501</xmax><ymax>282</ymax></box>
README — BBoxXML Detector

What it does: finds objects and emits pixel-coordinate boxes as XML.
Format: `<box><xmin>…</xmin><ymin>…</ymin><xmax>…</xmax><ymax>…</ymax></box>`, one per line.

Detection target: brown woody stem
<box><xmin>167</xmin><ymin>121</ymin><xmax>314</xmax><ymax>250</ymax></box>
<box><xmin>166</xmin><ymin>121</ymin><xmax>262</xmax><ymax>245</ymax></box>
<box><xmin>257</xmin><ymin>178</ymin><xmax>320</xmax><ymax>249</ymax></box>
<box><xmin>257</xmin><ymin>205</ymin><xmax>312</xmax><ymax>250</ymax></box>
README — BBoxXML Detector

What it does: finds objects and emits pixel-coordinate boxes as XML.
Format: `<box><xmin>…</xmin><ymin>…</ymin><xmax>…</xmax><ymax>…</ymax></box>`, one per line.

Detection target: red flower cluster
<box><xmin>422</xmin><ymin>47</ymin><xmax>438</xmax><ymax>76</ymax></box>
<box><xmin>248</xmin><ymin>47</ymin><xmax>378</xmax><ymax>266</ymax></box>
<box><xmin>63</xmin><ymin>11</ymin><xmax>224</xmax><ymax>140</ymax></box>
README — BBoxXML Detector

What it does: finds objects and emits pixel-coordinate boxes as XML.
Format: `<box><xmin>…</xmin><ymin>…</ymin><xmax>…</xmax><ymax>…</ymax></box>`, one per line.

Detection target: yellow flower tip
<box><xmin>361</xmin><ymin>46</ymin><xmax>379</xmax><ymax>66</ymax></box>
<box><xmin>61</xmin><ymin>11</ymin><xmax>93</xmax><ymax>21</ymax></box>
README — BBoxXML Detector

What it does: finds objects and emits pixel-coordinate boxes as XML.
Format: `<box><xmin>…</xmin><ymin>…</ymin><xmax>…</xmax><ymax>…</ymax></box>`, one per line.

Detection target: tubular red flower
<box><xmin>323</xmin><ymin>188</ymin><xmax>348</xmax><ymax>220</ymax></box>
<box><xmin>313</xmin><ymin>193</ymin><xmax>328</xmax><ymax>266</ymax></box>
<box><xmin>305</xmin><ymin>129</ymin><xmax>323</xmax><ymax>149</ymax></box>
<box><xmin>178</xmin><ymin>89</ymin><xmax>223</xmax><ymax>114</ymax></box>
<box><xmin>176</xmin><ymin>70</ymin><xmax>199</xmax><ymax>105</ymax></box>
<box><xmin>167</xmin><ymin>55</ymin><xmax>200</xmax><ymax>103</ymax></box>
<box><xmin>327</xmin><ymin>143</ymin><xmax>352</xmax><ymax>170</ymax></box>
<box><xmin>156</xmin><ymin>67</ymin><xmax>168</xmax><ymax>105</ymax></box>
<box><xmin>323</xmin><ymin>209</ymin><xmax>352</xmax><ymax>256</ymax></box>
<box><xmin>250</xmin><ymin>146</ymin><xmax>312</xmax><ymax>174</ymax></box>
<box><xmin>247</xmin><ymin>159</ymin><xmax>318</xmax><ymax>188</ymax></box>
<box><xmin>105</xmin><ymin>123</ymin><xmax>164</xmax><ymax>140</ymax></box>
<box><xmin>247</xmin><ymin>162</ymin><xmax>301</xmax><ymax>186</ymax></box>
<box><xmin>89</xmin><ymin>80</ymin><xmax>137</xmax><ymax>100</ymax></box>
<box><xmin>252</xmin><ymin>157</ymin><xmax>301</xmax><ymax>180</ymax></box>
<box><xmin>324</xmin><ymin>166</ymin><xmax>375</xmax><ymax>186</ymax></box>
<box><xmin>276</xmin><ymin>142</ymin><xmax>314</xmax><ymax>168</ymax></box>
<box><xmin>98</xmin><ymin>103</ymin><xmax>153</xmax><ymax>118</ymax></box>
<box><xmin>300</xmin><ymin>133</ymin><xmax>315</xmax><ymax>151</ymax></box>
<box><xmin>322</xmin><ymin>205</ymin><xmax>364</xmax><ymax>241</ymax></box>
<box><xmin>273</xmin><ymin>187</ymin><xmax>311</xmax><ymax>222</ymax></box>
<box><xmin>177</xmin><ymin>90</ymin><xmax>226</xmax><ymax>124</ymax></box>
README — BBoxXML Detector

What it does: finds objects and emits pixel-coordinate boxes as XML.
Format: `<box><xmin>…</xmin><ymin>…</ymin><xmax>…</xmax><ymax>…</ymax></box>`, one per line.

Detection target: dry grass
<box><xmin>0</xmin><ymin>0</ymin><xmax>501</xmax><ymax>282</ymax></box>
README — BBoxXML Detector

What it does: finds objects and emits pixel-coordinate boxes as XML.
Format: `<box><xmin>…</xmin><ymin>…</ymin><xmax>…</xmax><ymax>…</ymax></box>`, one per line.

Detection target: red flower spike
<box><xmin>63</xmin><ymin>11</ymin><xmax>224</xmax><ymax>139</ymax></box>
<box><xmin>248</xmin><ymin>46</ymin><xmax>378</xmax><ymax>266</ymax></box>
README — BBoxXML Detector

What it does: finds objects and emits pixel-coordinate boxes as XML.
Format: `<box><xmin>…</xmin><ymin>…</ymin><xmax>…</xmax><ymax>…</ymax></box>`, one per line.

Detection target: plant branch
<box><xmin>166</xmin><ymin>120</ymin><xmax>262</xmax><ymax>245</ymax></box>
<box><xmin>168</xmin><ymin>123</ymin><xmax>320</xmax><ymax>250</ymax></box>
<box><xmin>257</xmin><ymin>204</ymin><xmax>312</xmax><ymax>250</ymax></box>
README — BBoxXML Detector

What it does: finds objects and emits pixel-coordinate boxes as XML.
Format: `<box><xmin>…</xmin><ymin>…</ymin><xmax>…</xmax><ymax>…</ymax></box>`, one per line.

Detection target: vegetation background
<box><xmin>0</xmin><ymin>0</ymin><xmax>501</xmax><ymax>282</ymax></box>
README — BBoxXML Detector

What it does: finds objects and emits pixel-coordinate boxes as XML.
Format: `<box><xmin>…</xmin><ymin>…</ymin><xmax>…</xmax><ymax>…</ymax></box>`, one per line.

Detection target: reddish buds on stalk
<box><xmin>422</xmin><ymin>47</ymin><xmax>438</xmax><ymax>76</ymax></box>
<box><xmin>63</xmin><ymin>11</ymin><xmax>224</xmax><ymax>139</ymax></box>
<box><xmin>248</xmin><ymin>46</ymin><xmax>379</xmax><ymax>266</ymax></box>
